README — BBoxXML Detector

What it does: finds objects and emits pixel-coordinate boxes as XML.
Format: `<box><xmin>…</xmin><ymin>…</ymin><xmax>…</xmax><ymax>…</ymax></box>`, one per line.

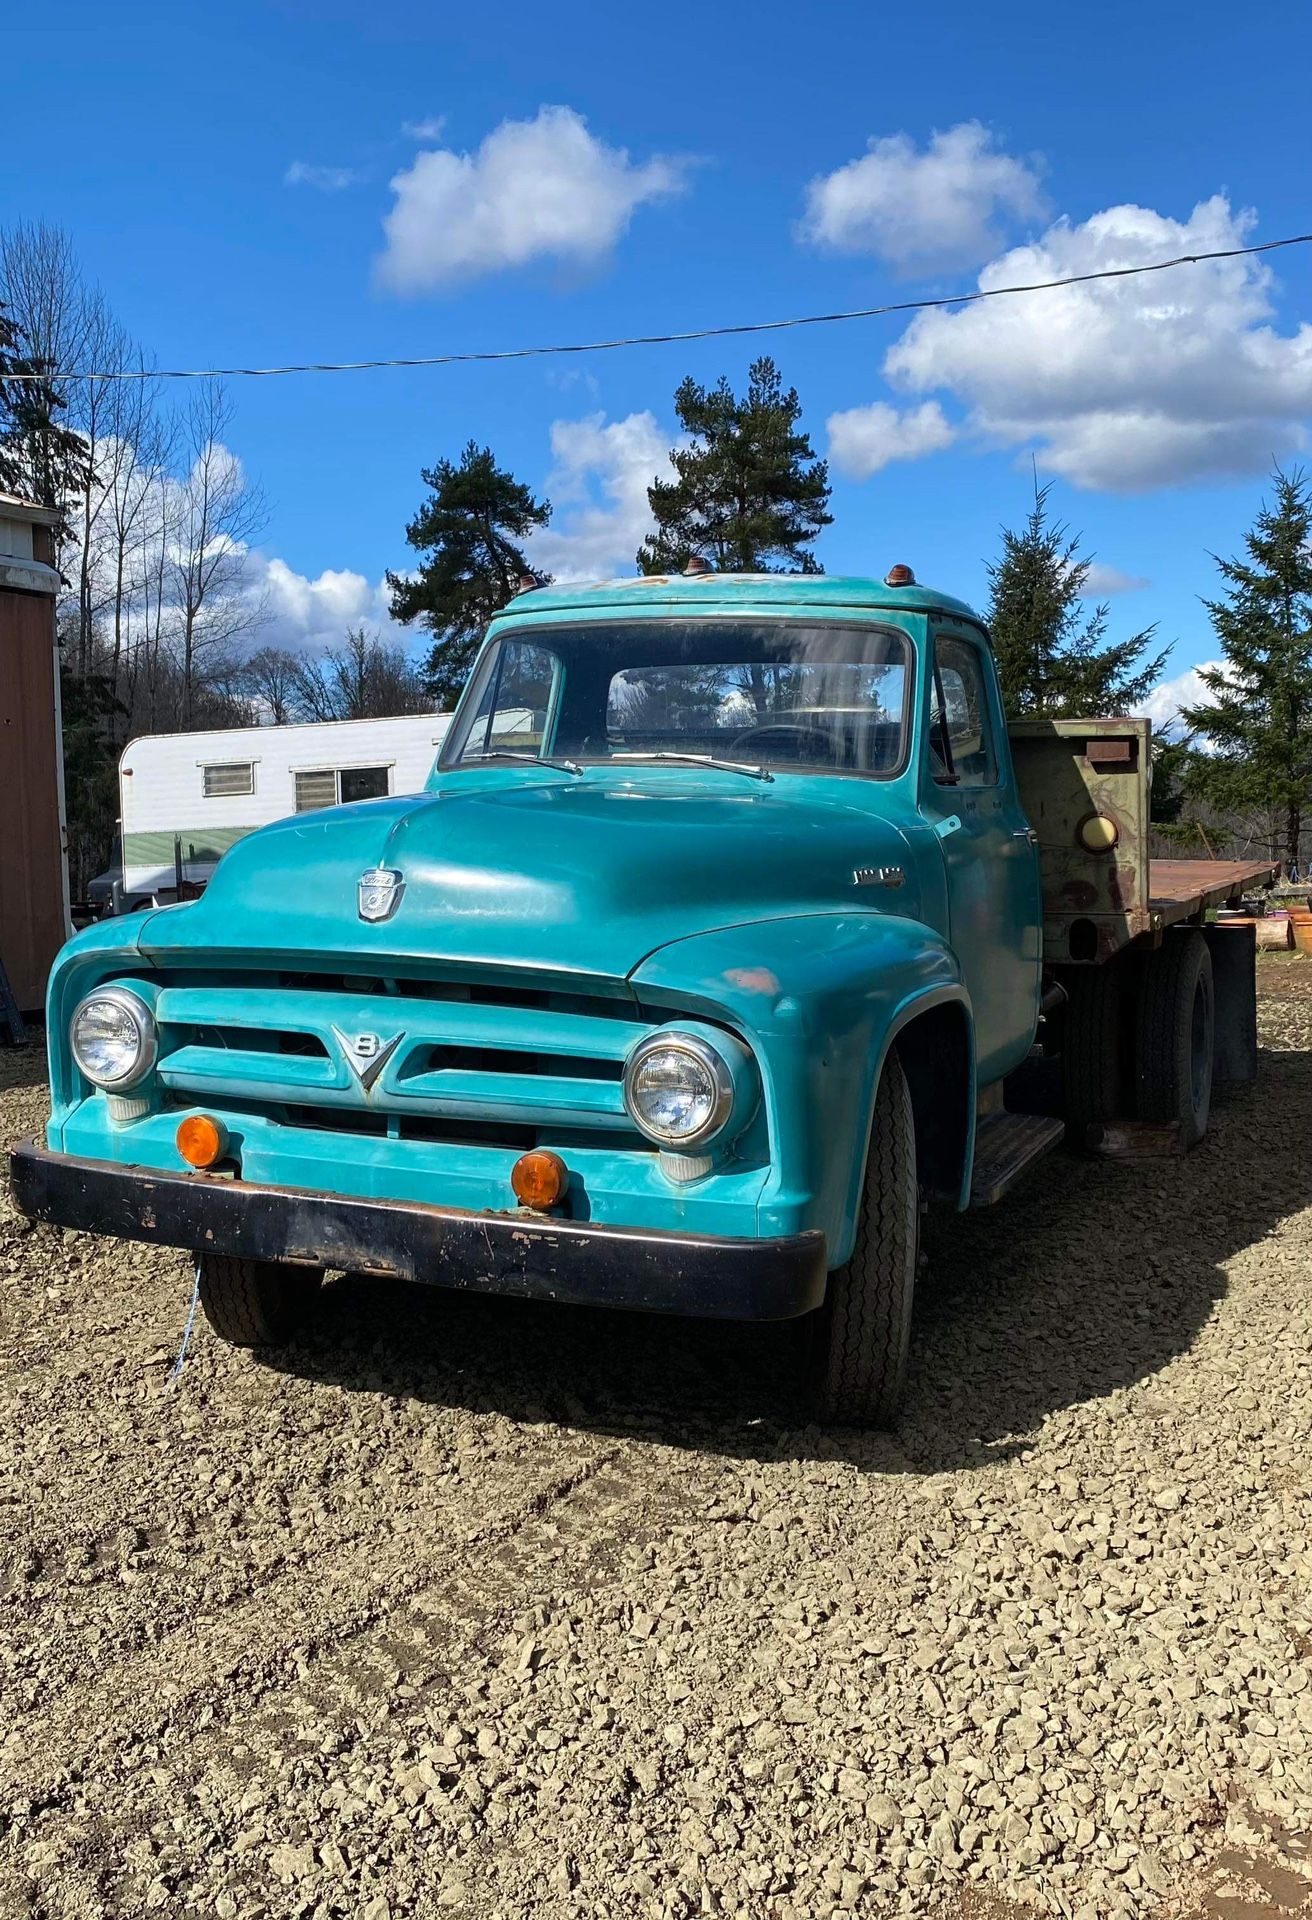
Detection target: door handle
<box><xmin>1013</xmin><ymin>828</ymin><xmax>1039</xmax><ymax>845</ymax></box>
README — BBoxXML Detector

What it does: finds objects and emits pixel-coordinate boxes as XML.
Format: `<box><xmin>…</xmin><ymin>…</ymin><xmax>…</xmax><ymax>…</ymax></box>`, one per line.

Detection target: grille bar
<box><xmin>152</xmin><ymin>981</ymin><xmax>647</xmax><ymax>1133</ymax></box>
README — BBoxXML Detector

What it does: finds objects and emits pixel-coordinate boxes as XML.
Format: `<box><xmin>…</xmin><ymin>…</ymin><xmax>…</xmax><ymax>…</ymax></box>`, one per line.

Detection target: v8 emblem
<box><xmin>331</xmin><ymin>1026</ymin><xmax>404</xmax><ymax>1093</ymax></box>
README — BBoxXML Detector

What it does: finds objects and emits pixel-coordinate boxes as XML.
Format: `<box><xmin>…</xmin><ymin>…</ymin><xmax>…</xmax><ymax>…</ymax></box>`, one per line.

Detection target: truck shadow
<box><xmin>271</xmin><ymin>1042</ymin><xmax>1310</xmax><ymax>1476</ymax></box>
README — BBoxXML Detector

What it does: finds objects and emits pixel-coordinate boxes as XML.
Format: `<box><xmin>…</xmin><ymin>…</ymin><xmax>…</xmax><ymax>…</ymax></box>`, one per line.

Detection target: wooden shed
<box><xmin>0</xmin><ymin>493</ymin><xmax>69</xmax><ymax>1018</ymax></box>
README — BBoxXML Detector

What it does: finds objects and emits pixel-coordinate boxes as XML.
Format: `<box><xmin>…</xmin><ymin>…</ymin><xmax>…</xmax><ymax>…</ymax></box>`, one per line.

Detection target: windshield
<box><xmin>442</xmin><ymin>619</ymin><xmax>911</xmax><ymax>776</ymax></box>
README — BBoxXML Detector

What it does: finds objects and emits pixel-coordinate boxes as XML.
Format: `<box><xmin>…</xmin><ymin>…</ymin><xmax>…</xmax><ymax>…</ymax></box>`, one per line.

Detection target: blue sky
<box><xmin>6</xmin><ymin>0</ymin><xmax>1312</xmax><ymax>719</ymax></box>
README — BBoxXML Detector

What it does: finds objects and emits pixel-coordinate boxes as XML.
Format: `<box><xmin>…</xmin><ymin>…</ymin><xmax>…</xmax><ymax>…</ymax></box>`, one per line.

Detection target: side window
<box><xmin>930</xmin><ymin>635</ymin><xmax>997</xmax><ymax>787</ymax></box>
<box><xmin>458</xmin><ymin>642</ymin><xmax>559</xmax><ymax>761</ymax></box>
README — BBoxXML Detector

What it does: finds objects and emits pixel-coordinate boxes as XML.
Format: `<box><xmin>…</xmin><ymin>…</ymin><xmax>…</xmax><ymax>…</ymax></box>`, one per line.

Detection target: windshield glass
<box><xmin>442</xmin><ymin>619</ymin><xmax>911</xmax><ymax>776</ymax></box>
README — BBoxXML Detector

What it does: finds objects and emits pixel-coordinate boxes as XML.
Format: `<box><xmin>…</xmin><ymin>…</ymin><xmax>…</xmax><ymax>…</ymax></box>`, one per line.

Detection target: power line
<box><xmin>8</xmin><ymin>231</ymin><xmax>1312</xmax><ymax>383</ymax></box>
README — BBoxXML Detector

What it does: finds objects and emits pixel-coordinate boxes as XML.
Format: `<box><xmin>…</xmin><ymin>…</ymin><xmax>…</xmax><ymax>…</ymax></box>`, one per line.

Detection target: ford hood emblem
<box><xmin>358</xmin><ymin>867</ymin><xmax>404</xmax><ymax>922</ymax></box>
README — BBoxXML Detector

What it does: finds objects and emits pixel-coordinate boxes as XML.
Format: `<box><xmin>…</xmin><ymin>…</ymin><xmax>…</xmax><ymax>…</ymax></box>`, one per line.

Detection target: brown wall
<box><xmin>0</xmin><ymin>585</ymin><xmax>67</xmax><ymax>1014</ymax></box>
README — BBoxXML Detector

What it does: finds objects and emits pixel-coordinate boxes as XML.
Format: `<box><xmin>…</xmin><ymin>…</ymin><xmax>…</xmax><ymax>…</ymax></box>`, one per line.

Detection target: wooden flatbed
<box><xmin>1149</xmin><ymin>858</ymin><xmax>1279</xmax><ymax>927</ymax></box>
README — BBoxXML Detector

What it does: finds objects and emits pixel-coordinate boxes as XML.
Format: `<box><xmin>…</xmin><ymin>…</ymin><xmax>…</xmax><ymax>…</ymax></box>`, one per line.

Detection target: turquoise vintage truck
<box><xmin>9</xmin><ymin>567</ymin><xmax>1274</xmax><ymax>1422</ymax></box>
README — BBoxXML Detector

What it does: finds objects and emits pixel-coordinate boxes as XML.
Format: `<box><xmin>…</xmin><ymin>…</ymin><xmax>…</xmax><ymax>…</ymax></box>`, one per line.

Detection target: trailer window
<box><xmin>294</xmin><ymin>766</ymin><xmax>392</xmax><ymax>811</ymax></box>
<box><xmin>202</xmin><ymin>762</ymin><xmax>255</xmax><ymax>799</ymax></box>
<box><xmin>340</xmin><ymin>766</ymin><xmax>389</xmax><ymax>804</ymax></box>
<box><xmin>294</xmin><ymin>769</ymin><xmax>338</xmax><ymax>812</ymax></box>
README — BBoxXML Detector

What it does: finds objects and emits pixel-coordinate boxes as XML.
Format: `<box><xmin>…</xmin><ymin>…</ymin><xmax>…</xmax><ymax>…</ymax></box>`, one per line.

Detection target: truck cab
<box><xmin>9</xmin><ymin>568</ymin><xmax>1262</xmax><ymax>1425</ymax></box>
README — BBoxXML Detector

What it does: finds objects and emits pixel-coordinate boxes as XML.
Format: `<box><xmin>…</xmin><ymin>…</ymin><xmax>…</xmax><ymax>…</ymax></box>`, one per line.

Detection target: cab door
<box><xmin>919</xmin><ymin>625</ymin><xmax>1042</xmax><ymax>1086</ymax></box>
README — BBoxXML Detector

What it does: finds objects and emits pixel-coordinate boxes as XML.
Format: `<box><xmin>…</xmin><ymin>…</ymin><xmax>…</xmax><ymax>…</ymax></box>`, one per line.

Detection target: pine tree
<box><xmin>638</xmin><ymin>357</ymin><xmax>831</xmax><ymax>575</ymax></box>
<box><xmin>1181</xmin><ymin>468</ymin><xmax>1312</xmax><ymax>869</ymax></box>
<box><xmin>388</xmin><ymin>442</ymin><xmax>552</xmax><ymax>707</ymax></box>
<box><xmin>987</xmin><ymin>485</ymin><xmax>1169</xmax><ymax>717</ymax></box>
<box><xmin>0</xmin><ymin>298</ymin><xmax>88</xmax><ymax>525</ymax></box>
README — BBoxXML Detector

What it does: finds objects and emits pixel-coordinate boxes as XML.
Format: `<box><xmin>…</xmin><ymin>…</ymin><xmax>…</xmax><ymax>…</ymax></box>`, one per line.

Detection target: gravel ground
<box><xmin>3</xmin><ymin>957</ymin><xmax>1312</xmax><ymax>1920</ymax></box>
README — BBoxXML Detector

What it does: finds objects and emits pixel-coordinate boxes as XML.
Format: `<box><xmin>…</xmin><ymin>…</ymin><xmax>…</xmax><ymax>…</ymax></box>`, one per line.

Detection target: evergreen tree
<box><xmin>638</xmin><ymin>357</ymin><xmax>831</xmax><ymax>575</ymax></box>
<box><xmin>986</xmin><ymin>485</ymin><xmax>1169</xmax><ymax>717</ymax></box>
<box><xmin>1181</xmin><ymin>468</ymin><xmax>1312</xmax><ymax>869</ymax></box>
<box><xmin>0</xmin><ymin>298</ymin><xmax>88</xmax><ymax>525</ymax></box>
<box><xmin>388</xmin><ymin>442</ymin><xmax>551</xmax><ymax>707</ymax></box>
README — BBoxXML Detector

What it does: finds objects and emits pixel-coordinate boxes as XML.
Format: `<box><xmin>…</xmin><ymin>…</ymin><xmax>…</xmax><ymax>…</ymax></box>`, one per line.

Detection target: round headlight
<box><xmin>70</xmin><ymin>989</ymin><xmax>158</xmax><ymax>1090</ymax></box>
<box><xmin>623</xmin><ymin>1032</ymin><xmax>735</xmax><ymax>1147</ymax></box>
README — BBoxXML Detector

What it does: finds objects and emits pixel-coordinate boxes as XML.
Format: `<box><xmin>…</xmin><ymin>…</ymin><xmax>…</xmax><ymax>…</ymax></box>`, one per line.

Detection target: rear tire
<box><xmin>1060</xmin><ymin>958</ymin><xmax>1134</xmax><ymax>1136</ymax></box>
<box><xmin>1136</xmin><ymin>931</ymin><xmax>1214</xmax><ymax>1148</ymax></box>
<box><xmin>809</xmin><ymin>1048</ymin><xmax>919</xmax><ymax>1428</ymax></box>
<box><xmin>196</xmin><ymin>1253</ymin><xmax>322</xmax><ymax>1347</ymax></box>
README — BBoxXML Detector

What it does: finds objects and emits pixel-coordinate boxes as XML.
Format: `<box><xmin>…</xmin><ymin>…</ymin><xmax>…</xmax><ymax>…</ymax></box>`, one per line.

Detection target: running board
<box><xmin>970</xmin><ymin>1112</ymin><xmax>1066</xmax><ymax>1207</ymax></box>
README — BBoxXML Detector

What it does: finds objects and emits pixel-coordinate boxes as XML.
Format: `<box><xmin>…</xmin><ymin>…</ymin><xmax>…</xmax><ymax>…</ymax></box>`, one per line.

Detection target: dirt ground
<box><xmin>3</xmin><ymin>957</ymin><xmax>1312</xmax><ymax>1920</ymax></box>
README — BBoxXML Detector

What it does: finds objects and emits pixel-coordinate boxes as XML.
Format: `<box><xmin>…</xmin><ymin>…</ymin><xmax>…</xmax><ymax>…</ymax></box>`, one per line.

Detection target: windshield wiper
<box><xmin>610</xmin><ymin>751</ymin><xmax>774</xmax><ymax>783</ymax></box>
<box><xmin>467</xmin><ymin>750</ymin><xmax>584</xmax><ymax>775</ymax></box>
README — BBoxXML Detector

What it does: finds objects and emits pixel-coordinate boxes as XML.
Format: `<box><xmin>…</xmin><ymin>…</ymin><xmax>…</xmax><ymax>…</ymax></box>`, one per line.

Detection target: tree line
<box><xmin>393</xmin><ymin>363</ymin><xmax>1312</xmax><ymax>871</ymax></box>
<box><xmin>3</xmin><ymin>217</ymin><xmax>1310</xmax><ymax>888</ymax></box>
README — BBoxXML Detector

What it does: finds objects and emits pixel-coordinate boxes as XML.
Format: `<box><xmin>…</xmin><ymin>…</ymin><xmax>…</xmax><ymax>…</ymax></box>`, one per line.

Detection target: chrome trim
<box><xmin>622</xmin><ymin>1030</ymin><xmax>736</xmax><ymax>1148</ymax></box>
<box><xmin>69</xmin><ymin>987</ymin><xmax>159</xmax><ymax>1091</ymax></box>
<box><xmin>358</xmin><ymin>867</ymin><xmax>404</xmax><ymax>923</ymax></box>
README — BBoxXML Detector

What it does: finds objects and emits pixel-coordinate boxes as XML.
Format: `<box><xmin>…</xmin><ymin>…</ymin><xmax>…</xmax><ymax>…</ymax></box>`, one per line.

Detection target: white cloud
<box><xmin>1080</xmin><ymin>561</ymin><xmax>1150</xmax><ymax>597</ymax></box>
<box><xmin>1144</xmin><ymin>659</ymin><xmax>1222</xmax><ymax>736</ymax></box>
<box><xmin>801</xmin><ymin>121</ymin><xmax>1045</xmax><ymax>273</ymax></box>
<box><xmin>250</xmin><ymin>556</ymin><xmax>409</xmax><ymax>656</ymax></box>
<box><xmin>376</xmin><ymin>105</ymin><xmax>688</xmax><ymax>292</ymax></box>
<box><xmin>402</xmin><ymin>116</ymin><xmax>446</xmax><ymax>141</ymax></box>
<box><xmin>527</xmin><ymin>410</ymin><xmax>673</xmax><ymax>582</ymax></box>
<box><xmin>884</xmin><ymin>194</ymin><xmax>1312</xmax><ymax>491</ymax></box>
<box><xmin>284</xmin><ymin>161</ymin><xmax>361</xmax><ymax>191</ymax></box>
<box><xmin>827</xmin><ymin>399</ymin><xmax>954</xmax><ymax>479</ymax></box>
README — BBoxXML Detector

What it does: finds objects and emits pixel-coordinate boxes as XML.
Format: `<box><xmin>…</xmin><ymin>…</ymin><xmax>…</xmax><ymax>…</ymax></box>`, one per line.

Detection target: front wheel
<box><xmin>809</xmin><ymin>1047</ymin><xmax>919</xmax><ymax>1427</ymax></box>
<box><xmin>195</xmin><ymin>1253</ymin><xmax>322</xmax><ymax>1347</ymax></box>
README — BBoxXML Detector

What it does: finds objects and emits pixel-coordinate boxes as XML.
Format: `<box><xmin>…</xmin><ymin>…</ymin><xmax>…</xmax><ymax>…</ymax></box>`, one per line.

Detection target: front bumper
<box><xmin>8</xmin><ymin>1139</ymin><xmax>827</xmax><ymax>1322</ymax></box>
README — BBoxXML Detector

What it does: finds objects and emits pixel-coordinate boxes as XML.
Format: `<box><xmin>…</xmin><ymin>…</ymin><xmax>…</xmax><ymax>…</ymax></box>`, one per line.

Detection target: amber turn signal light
<box><xmin>510</xmin><ymin>1149</ymin><xmax>568</xmax><ymax>1209</ymax></box>
<box><xmin>177</xmin><ymin>1114</ymin><xmax>228</xmax><ymax>1170</ymax></box>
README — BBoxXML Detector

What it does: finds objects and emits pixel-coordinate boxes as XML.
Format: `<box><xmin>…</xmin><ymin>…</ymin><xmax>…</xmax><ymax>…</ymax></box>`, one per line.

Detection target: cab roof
<box><xmin>496</xmin><ymin>571</ymin><xmax>984</xmax><ymax>626</ymax></box>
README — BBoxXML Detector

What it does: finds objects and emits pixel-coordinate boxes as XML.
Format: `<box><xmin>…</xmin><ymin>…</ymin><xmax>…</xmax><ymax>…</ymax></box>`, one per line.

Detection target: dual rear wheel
<box><xmin>1062</xmin><ymin>929</ymin><xmax>1215</xmax><ymax>1146</ymax></box>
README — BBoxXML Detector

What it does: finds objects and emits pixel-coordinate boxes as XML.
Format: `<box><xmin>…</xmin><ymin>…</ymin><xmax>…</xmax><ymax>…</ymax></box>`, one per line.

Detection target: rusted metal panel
<box><xmin>1010</xmin><ymin>717</ymin><xmax>1278</xmax><ymax>966</ymax></box>
<box><xmin>1009</xmin><ymin>716</ymin><xmax>1151</xmax><ymax>964</ymax></box>
<box><xmin>0</xmin><ymin>562</ymin><xmax>68</xmax><ymax>1014</ymax></box>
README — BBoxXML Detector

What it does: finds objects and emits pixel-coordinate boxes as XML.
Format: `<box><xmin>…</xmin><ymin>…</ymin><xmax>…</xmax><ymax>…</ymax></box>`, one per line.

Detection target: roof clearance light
<box><xmin>683</xmin><ymin>556</ymin><xmax>713</xmax><ymax>576</ymax></box>
<box><xmin>885</xmin><ymin>564</ymin><xmax>917</xmax><ymax>587</ymax></box>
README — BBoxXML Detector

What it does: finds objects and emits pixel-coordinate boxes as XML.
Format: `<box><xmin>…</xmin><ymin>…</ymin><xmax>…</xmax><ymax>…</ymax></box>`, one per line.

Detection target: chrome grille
<box><xmin>152</xmin><ymin>980</ymin><xmax>647</xmax><ymax>1134</ymax></box>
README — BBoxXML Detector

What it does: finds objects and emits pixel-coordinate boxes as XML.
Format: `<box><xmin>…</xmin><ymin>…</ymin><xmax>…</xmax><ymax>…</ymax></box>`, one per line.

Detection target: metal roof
<box><xmin>499</xmin><ymin>571</ymin><xmax>984</xmax><ymax>625</ymax></box>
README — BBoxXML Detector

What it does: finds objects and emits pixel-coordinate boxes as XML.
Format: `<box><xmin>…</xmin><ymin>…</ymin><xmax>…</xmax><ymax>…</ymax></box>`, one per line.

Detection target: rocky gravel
<box><xmin>3</xmin><ymin>956</ymin><xmax>1312</xmax><ymax>1919</ymax></box>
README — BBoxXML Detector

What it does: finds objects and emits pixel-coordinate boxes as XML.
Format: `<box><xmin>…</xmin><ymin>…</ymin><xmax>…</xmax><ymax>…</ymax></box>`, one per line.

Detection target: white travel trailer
<box><xmin>104</xmin><ymin>712</ymin><xmax>452</xmax><ymax>914</ymax></box>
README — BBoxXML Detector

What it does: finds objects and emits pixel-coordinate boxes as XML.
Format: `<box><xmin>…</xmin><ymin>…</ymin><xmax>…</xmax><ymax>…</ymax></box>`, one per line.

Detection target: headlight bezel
<box><xmin>69</xmin><ymin>987</ymin><xmax>159</xmax><ymax>1091</ymax></box>
<box><xmin>622</xmin><ymin>1029</ymin><xmax>738</xmax><ymax>1149</ymax></box>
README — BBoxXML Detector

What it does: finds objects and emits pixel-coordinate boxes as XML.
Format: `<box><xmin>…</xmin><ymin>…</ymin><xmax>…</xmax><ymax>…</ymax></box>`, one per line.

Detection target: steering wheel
<box><xmin>727</xmin><ymin>721</ymin><xmax>844</xmax><ymax>764</ymax></box>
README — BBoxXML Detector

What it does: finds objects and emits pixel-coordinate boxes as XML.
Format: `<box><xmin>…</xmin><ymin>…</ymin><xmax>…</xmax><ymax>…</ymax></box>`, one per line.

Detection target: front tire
<box><xmin>810</xmin><ymin>1048</ymin><xmax>919</xmax><ymax>1427</ymax></box>
<box><xmin>195</xmin><ymin>1253</ymin><xmax>322</xmax><ymax>1347</ymax></box>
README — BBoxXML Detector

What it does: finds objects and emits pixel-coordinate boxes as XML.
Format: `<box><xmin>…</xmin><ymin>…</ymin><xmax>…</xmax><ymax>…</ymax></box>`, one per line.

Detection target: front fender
<box><xmin>43</xmin><ymin>916</ymin><xmax>152</xmax><ymax>1139</ymax></box>
<box><xmin>629</xmin><ymin>912</ymin><xmax>974</xmax><ymax>1264</ymax></box>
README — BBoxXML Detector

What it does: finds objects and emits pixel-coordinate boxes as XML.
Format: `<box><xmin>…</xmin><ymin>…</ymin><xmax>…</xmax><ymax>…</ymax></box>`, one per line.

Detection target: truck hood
<box><xmin>139</xmin><ymin>768</ymin><xmax>917</xmax><ymax>985</ymax></box>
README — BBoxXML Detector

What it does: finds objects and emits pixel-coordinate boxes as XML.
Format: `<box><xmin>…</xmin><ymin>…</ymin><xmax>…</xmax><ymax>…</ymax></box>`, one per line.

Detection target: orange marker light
<box><xmin>177</xmin><ymin>1114</ymin><xmax>227</xmax><ymax>1169</ymax></box>
<box><xmin>884</xmin><ymin>563</ymin><xmax>917</xmax><ymax>587</ymax></box>
<box><xmin>510</xmin><ymin>1149</ymin><xmax>568</xmax><ymax>1209</ymax></box>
